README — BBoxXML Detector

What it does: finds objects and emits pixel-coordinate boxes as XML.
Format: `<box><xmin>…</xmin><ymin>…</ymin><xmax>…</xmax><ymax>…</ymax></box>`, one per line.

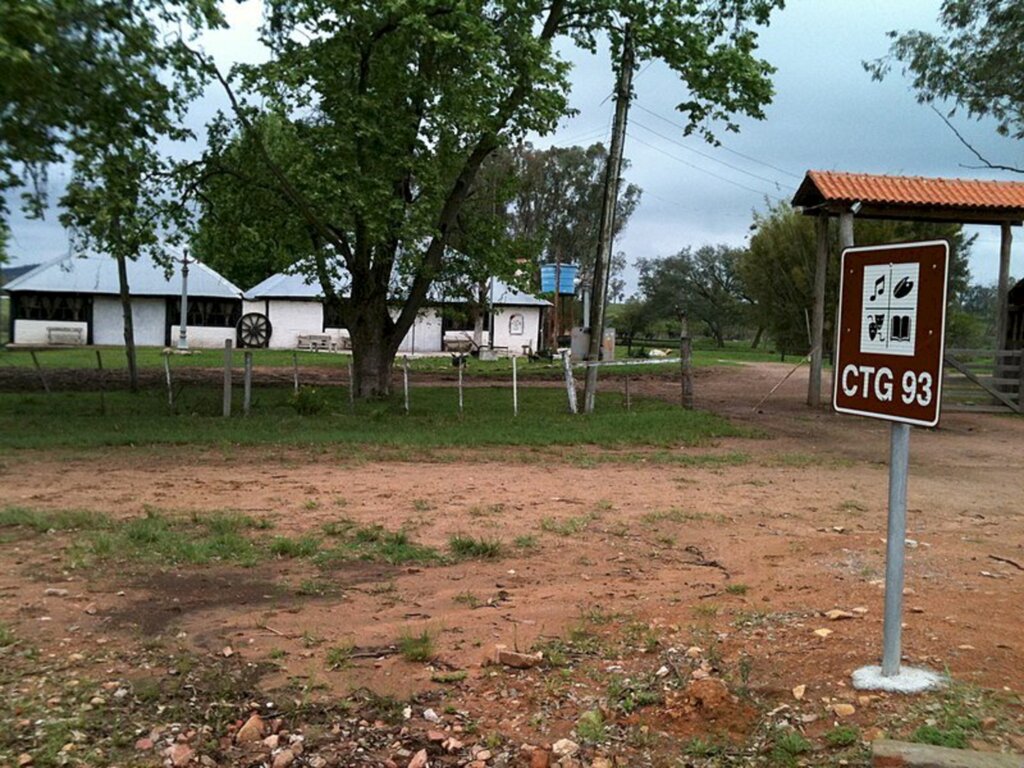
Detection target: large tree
<box><xmin>194</xmin><ymin>0</ymin><xmax>783</xmax><ymax>397</ymax></box>
<box><xmin>867</xmin><ymin>0</ymin><xmax>1024</xmax><ymax>171</ymax></box>
<box><xmin>740</xmin><ymin>202</ymin><xmax>973</xmax><ymax>356</ymax></box>
<box><xmin>635</xmin><ymin>245</ymin><xmax>753</xmax><ymax>347</ymax></box>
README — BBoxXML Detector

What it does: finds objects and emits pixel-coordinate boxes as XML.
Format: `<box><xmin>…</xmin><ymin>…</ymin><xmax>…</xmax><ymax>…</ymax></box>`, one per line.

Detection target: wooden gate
<box><xmin>942</xmin><ymin>348</ymin><xmax>1023</xmax><ymax>413</ymax></box>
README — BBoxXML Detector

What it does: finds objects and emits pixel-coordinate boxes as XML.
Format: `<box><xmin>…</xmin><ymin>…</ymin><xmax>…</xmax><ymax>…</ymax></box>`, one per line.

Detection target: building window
<box><xmin>171</xmin><ymin>299</ymin><xmax>241</xmax><ymax>328</ymax></box>
<box><xmin>508</xmin><ymin>313</ymin><xmax>525</xmax><ymax>336</ymax></box>
<box><xmin>14</xmin><ymin>293</ymin><xmax>89</xmax><ymax>322</ymax></box>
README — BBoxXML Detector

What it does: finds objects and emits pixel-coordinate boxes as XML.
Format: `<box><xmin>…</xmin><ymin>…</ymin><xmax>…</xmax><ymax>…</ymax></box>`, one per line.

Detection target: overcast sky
<box><xmin>6</xmin><ymin>0</ymin><xmax>1023</xmax><ymax>291</ymax></box>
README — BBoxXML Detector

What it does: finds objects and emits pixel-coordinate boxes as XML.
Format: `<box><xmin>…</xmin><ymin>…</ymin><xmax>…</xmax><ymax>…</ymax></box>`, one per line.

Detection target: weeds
<box><xmin>770</xmin><ymin>729</ymin><xmax>811</xmax><ymax>766</ymax></box>
<box><xmin>270</xmin><ymin>535</ymin><xmax>321</xmax><ymax>559</ymax></box>
<box><xmin>539</xmin><ymin>513</ymin><xmax>596</xmax><ymax>536</ymax></box>
<box><xmin>448</xmin><ymin>535</ymin><xmax>503</xmax><ymax>560</ymax></box>
<box><xmin>513</xmin><ymin>534</ymin><xmax>538</xmax><ymax>550</ymax></box>
<box><xmin>576</xmin><ymin>709</ymin><xmax>607</xmax><ymax>744</ymax></box>
<box><xmin>398</xmin><ymin>629</ymin><xmax>434</xmax><ymax>662</ymax></box>
<box><xmin>725</xmin><ymin>583</ymin><xmax>749</xmax><ymax>595</ymax></box>
<box><xmin>825</xmin><ymin>725</ymin><xmax>860</xmax><ymax>747</ymax></box>
<box><xmin>325</xmin><ymin>645</ymin><xmax>352</xmax><ymax>671</ymax></box>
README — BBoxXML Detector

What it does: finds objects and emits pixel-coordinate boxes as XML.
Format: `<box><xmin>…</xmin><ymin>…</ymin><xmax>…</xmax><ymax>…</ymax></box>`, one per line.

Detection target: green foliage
<box><xmin>869</xmin><ymin>1</ymin><xmax>1024</xmax><ymax>143</ymax></box>
<box><xmin>0</xmin><ymin>506</ymin><xmax>111</xmax><ymax>533</ymax></box>
<box><xmin>825</xmin><ymin>725</ymin><xmax>860</xmax><ymax>748</ymax></box>
<box><xmin>0</xmin><ymin>622</ymin><xmax>14</xmax><ymax>647</ymax></box>
<box><xmin>725</xmin><ymin>583</ymin><xmax>749</xmax><ymax>595</ymax></box>
<box><xmin>685</xmin><ymin>737</ymin><xmax>724</xmax><ymax>758</ymax></box>
<box><xmin>269</xmin><ymin>535</ymin><xmax>321</xmax><ymax>559</ymax></box>
<box><xmin>608</xmin><ymin>674</ymin><xmax>663</xmax><ymax>714</ymax></box>
<box><xmin>324</xmin><ymin>645</ymin><xmax>352</xmax><ymax>671</ymax></box>
<box><xmin>398</xmin><ymin>629</ymin><xmax>434</xmax><ymax>662</ymax></box>
<box><xmin>316</xmin><ymin>525</ymin><xmax>441</xmax><ymax>567</ymax></box>
<box><xmin>770</xmin><ymin>729</ymin><xmax>811</xmax><ymax>766</ymax></box>
<box><xmin>636</xmin><ymin>244</ymin><xmax>754</xmax><ymax>346</ymax></box>
<box><xmin>289</xmin><ymin>388</ymin><xmax>330</xmax><ymax>416</ymax></box>
<box><xmin>575</xmin><ymin>709</ymin><xmax>607</xmax><ymax>744</ymax></box>
<box><xmin>742</xmin><ymin>202</ymin><xmax>974</xmax><ymax>355</ymax></box>
<box><xmin>448</xmin><ymin>534</ymin><xmax>503</xmax><ymax>560</ymax></box>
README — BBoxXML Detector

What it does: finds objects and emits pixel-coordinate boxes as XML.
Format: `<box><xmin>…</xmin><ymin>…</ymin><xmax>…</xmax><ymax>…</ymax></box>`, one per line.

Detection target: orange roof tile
<box><xmin>793</xmin><ymin>171</ymin><xmax>1024</xmax><ymax>212</ymax></box>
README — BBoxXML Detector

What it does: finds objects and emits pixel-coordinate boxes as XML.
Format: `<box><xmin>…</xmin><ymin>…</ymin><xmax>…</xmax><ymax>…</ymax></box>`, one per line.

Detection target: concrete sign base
<box><xmin>852</xmin><ymin>664</ymin><xmax>946</xmax><ymax>694</ymax></box>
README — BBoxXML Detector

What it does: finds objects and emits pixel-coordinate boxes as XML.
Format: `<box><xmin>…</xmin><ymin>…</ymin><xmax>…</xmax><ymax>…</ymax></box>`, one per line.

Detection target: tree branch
<box><xmin>933</xmin><ymin>105</ymin><xmax>1024</xmax><ymax>174</ymax></box>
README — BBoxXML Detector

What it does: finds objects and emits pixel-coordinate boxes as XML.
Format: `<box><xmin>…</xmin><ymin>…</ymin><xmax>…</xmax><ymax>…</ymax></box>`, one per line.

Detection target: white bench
<box><xmin>46</xmin><ymin>327</ymin><xmax>84</xmax><ymax>345</ymax></box>
<box><xmin>297</xmin><ymin>334</ymin><xmax>336</xmax><ymax>352</ymax></box>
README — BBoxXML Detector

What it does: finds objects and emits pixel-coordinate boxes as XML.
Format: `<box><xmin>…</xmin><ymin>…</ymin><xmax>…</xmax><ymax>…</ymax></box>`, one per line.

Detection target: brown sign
<box><xmin>833</xmin><ymin>240</ymin><xmax>949</xmax><ymax>427</ymax></box>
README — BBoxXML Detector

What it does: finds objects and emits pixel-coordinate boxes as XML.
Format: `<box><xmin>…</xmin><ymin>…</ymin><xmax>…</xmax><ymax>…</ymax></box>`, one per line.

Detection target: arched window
<box><xmin>508</xmin><ymin>313</ymin><xmax>525</xmax><ymax>336</ymax></box>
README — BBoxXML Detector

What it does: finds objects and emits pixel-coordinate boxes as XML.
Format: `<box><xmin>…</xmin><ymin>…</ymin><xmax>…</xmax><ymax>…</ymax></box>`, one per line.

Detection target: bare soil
<box><xmin>1</xmin><ymin>362</ymin><xmax>1022</xmax><ymax>767</ymax></box>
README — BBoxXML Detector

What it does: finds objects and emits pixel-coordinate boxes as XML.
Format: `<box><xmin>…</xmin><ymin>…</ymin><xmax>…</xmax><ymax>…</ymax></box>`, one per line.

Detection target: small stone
<box><xmin>135</xmin><ymin>738</ymin><xmax>154</xmax><ymax>751</ymax></box>
<box><xmin>685</xmin><ymin>646</ymin><xmax>703</xmax><ymax>658</ymax></box>
<box><xmin>529</xmin><ymin>749</ymin><xmax>550</xmax><ymax>768</ymax></box>
<box><xmin>832</xmin><ymin>703</ymin><xmax>856</xmax><ymax>717</ymax></box>
<box><xmin>691</xmin><ymin>668</ymin><xmax>710</xmax><ymax>680</ymax></box>
<box><xmin>980</xmin><ymin>716</ymin><xmax>999</xmax><ymax>731</ymax></box>
<box><xmin>497</xmin><ymin>649</ymin><xmax>543</xmax><ymax>669</ymax></box>
<box><xmin>825</xmin><ymin>610</ymin><xmax>855</xmax><ymax>621</ymax></box>
<box><xmin>655</xmin><ymin>665</ymin><xmax>670</xmax><ymax>678</ymax></box>
<box><xmin>83</xmin><ymin>604</ymin><xmax>97</xmax><ymax>615</ymax></box>
<box><xmin>813</xmin><ymin>628</ymin><xmax>833</xmax><ymax>638</ymax></box>
<box><xmin>427</xmin><ymin>730</ymin><xmax>446</xmax><ymax>742</ymax></box>
<box><xmin>272</xmin><ymin>749</ymin><xmax>295</xmax><ymax>768</ymax></box>
<box><xmin>68</xmin><ymin>653</ymin><xmax>85</xmax><ymax>663</ymax></box>
<box><xmin>44</xmin><ymin>588</ymin><xmax>69</xmax><ymax>597</ymax></box>
<box><xmin>444</xmin><ymin>737</ymin><xmax>464</xmax><ymax>752</ymax></box>
<box><xmin>591</xmin><ymin>758</ymin><xmax>612</xmax><ymax>768</ymax></box>
<box><xmin>792</xmin><ymin>684</ymin><xmax>806</xmax><ymax>700</ymax></box>
<box><xmin>236</xmin><ymin>714</ymin><xmax>265</xmax><ymax>743</ymax></box>
<box><xmin>309</xmin><ymin>758</ymin><xmax>328</xmax><ymax>768</ymax></box>
<box><xmin>423</xmin><ymin>708</ymin><xmax>441</xmax><ymax>724</ymax></box>
<box><xmin>476</xmin><ymin>749</ymin><xmax>492</xmax><ymax>761</ymax></box>
<box><xmin>167</xmin><ymin>743</ymin><xmax>194</xmax><ymax>767</ymax></box>
<box><xmin>407</xmin><ymin>748</ymin><xmax>429</xmax><ymax>768</ymax></box>
<box><xmin>17</xmin><ymin>754</ymin><xmax>33</xmax><ymax>767</ymax></box>
<box><xmin>263</xmin><ymin>735</ymin><xmax>280</xmax><ymax>749</ymax></box>
<box><xmin>222</xmin><ymin>646</ymin><xmax>234</xmax><ymax>658</ymax></box>
<box><xmin>552</xmin><ymin>739</ymin><xmax>579</xmax><ymax>758</ymax></box>
<box><xmin>852</xmin><ymin>606</ymin><xmax>868</xmax><ymax>615</ymax></box>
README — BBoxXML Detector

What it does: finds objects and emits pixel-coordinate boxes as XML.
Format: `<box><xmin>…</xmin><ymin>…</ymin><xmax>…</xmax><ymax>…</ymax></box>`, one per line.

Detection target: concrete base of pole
<box><xmin>852</xmin><ymin>665</ymin><xmax>946</xmax><ymax>693</ymax></box>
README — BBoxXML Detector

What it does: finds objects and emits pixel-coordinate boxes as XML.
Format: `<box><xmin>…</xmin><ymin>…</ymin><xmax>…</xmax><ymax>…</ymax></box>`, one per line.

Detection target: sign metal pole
<box><xmin>882</xmin><ymin>421</ymin><xmax>910</xmax><ymax>676</ymax></box>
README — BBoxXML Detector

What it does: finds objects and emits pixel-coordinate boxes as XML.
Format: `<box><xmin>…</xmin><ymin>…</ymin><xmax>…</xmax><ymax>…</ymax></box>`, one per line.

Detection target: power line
<box><xmin>634</xmin><ymin>102</ymin><xmax>803</xmax><ymax>180</ymax></box>
<box><xmin>632</xmin><ymin>119</ymin><xmax>787</xmax><ymax>189</ymax></box>
<box><xmin>626</xmin><ymin>130</ymin><xmax>783</xmax><ymax>200</ymax></box>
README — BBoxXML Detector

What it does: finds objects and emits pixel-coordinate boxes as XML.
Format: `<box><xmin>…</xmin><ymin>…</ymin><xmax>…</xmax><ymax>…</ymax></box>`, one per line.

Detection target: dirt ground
<box><xmin>1</xmin><ymin>361</ymin><xmax>1022</xmax><ymax>767</ymax></box>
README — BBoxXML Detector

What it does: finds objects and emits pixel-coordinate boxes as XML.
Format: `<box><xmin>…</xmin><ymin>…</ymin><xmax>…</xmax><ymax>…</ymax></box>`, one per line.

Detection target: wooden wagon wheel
<box><xmin>237</xmin><ymin>312</ymin><xmax>272</xmax><ymax>348</ymax></box>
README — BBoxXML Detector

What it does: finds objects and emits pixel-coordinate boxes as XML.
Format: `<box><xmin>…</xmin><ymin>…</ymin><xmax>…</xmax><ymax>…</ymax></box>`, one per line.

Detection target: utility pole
<box><xmin>583</xmin><ymin>24</ymin><xmax>634</xmax><ymax>414</ymax></box>
<box><xmin>178</xmin><ymin>249</ymin><xmax>190</xmax><ymax>351</ymax></box>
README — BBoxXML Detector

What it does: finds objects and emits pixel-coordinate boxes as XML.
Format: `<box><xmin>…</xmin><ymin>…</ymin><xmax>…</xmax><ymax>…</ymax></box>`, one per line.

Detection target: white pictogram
<box><xmin>860</xmin><ymin>263</ymin><xmax>919</xmax><ymax>356</ymax></box>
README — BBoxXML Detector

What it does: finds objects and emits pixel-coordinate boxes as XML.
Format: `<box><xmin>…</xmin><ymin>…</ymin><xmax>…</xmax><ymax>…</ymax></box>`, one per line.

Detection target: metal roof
<box><xmin>246</xmin><ymin>271</ymin><xmax>550</xmax><ymax>307</ymax></box>
<box><xmin>793</xmin><ymin>171</ymin><xmax>1024</xmax><ymax>213</ymax></box>
<box><xmin>2</xmin><ymin>253</ymin><xmax>242</xmax><ymax>299</ymax></box>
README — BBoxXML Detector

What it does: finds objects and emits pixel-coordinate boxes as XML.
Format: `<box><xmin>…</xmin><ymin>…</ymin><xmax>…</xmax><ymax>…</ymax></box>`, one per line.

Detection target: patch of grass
<box><xmin>453</xmin><ymin>591</ymin><xmax>482</xmax><ymax>608</ymax></box>
<box><xmin>771</xmin><ymin>729</ymin><xmax>811</xmax><ymax>766</ymax></box>
<box><xmin>431</xmin><ymin>670</ymin><xmax>467</xmax><ymax>684</ymax></box>
<box><xmin>685</xmin><ymin>737</ymin><xmax>724</xmax><ymax>758</ymax></box>
<box><xmin>270</xmin><ymin>535</ymin><xmax>322</xmax><ymax>559</ymax></box>
<box><xmin>322</xmin><ymin>518</ymin><xmax>357</xmax><ymax>537</ymax></box>
<box><xmin>838</xmin><ymin>499</ymin><xmax>867</xmax><ymax>512</ymax></box>
<box><xmin>0</xmin><ymin>506</ymin><xmax>111</xmax><ymax>533</ymax></box>
<box><xmin>296</xmin><ymin>578</ymin><xmax>334</xmax><ymax>597</ymax></box>
<box><xmin>513</xmin><ymin>534</ymin><xmax>538</xmax><ymax>550</ymax></box>
<box><xmin>468</xmin><ymin>503</ymin><xmax>505</xmax><ymax>517</ymax></box>
<box><xmin>411</xmin><ymin>498</ymin><xmax>433</xmax><ymax>512</ymax></box>
<box><xmin>317</xmin><ymin>525</ymin><xmax>441</xmax><ymax>567</ymax></box>
<box><xmin>641</xmin><ymin>507</ymin><xmax>727</xmax><ymax>525</ymax></box>
<box><xmin>725</xmin><ymin>583</ymin><xmax>749</xmax><ymax>595</ymax></box>
<box><xmin>608</xmin><ymin>673</ymin><xmax>663</xmax><ymax>714</ymax></box>
<box><xmin>539</xmin><ymin>512</ymin><xmax>596</xmax><ymax>536</ymax></box>
<box><xmin>449</xmin><ymin>534</ymin><xmax>503</xmax><ymax>560</ymax></box>
<box><xmin>324</xmin><ymin>645</ymin><xmax>352</xmax><ymax>671</ymax></box>
<box><xmin>575</xmin><ymin>709</ymin><xmax>607</xmax><ymax>744</ymax></box>
<box><xmin>398</xmin><ymin>628</ymin><xmax>434</xmax><ymax>662</ymax></box>
<box><xmin>0</xmin><ymin>622</ymin><xmax>14</xmax><ymax>647</ymax></box>
<box><xmin>693</xmin><ymin>602</ymin><xmax>719</xmax><ymax>618</ymax></box>
<box><xmin>909</xmin><ymin>683</ymin><xmax>990</xmax><ymax>750</ymax></box>
<box><xmin>825</xmin><ymin>725</ymin><xmax>860</xmax><ymax>748</ymax></box>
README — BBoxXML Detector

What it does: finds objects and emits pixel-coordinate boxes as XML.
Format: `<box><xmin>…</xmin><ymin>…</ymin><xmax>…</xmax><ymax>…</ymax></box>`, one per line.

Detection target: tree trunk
<box><xmin>115</xmin><ymin>251</ymin><xmax>139</xmax><ymax>393</ymax></box>
<box><xmin>347</xmin><ymin>297</ymin><xmax>400</xmax><ymax>398</ymax></box>
<box><xmin>751</xmin><ymin>326</ymin><xmax>764</xmax><ymax>349</ymax></box>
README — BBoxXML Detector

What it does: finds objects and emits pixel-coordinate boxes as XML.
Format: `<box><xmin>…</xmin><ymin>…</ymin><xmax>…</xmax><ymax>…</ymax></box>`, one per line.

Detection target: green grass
<box><xmin>269</xmin><ymin>535</ymin><xmax>322</xmax><ymax>558</ymax></box>
<box><xmin>448</xmin><ymin>534</ymin><xmax>503</xmax><ymax>559</ymax></box>
<box><xmin>539</xmin><ymin>512</ymin><xmax>597</xmax><ymax>536</ymax></box>
<box><xmin>771</xmin><ymin>730</ymin><xmax>811</xmax><ymax>766</ymax></box>
<box><xmin>398</xmin><ymin>628</ymin><xmax>434</xmax><ymax>662</ymax></box>
<box><xmin>576</xmin><ymin>709</ymin><xmax>607</xmax><ymax>744</ymax></box>
<box><xmin>0</xmin><ymin>622</ymin><xmax>14</xmax><ymax>647</ymax></box>
<box><xmin>0</xmin><ymin>506</ymin><xmax>112</xmax><ymax>533</ymax></box>
<box><xmin>725</xmin><ymin>583</ymin><xmax>749</xmax><ymax>595</ymax></box>
<box><xmin>315</xmin><ymin>525</ymin><xmax>441</xmax><ymax>567</ymax></box>
<box><xmin>0</xmin><ymin>384</ymin><xmax>748</xmax><ymax>451</ymax></box>
<box><xmin>825</xmin><ymin>725</ymin><xmax>860</xmax><ymax>748</ymax></box>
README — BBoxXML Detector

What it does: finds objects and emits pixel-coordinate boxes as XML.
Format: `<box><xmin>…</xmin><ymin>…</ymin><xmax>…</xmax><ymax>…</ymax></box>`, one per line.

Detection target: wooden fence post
<box><xmin>348</xmin><ymin>360</ymin><xmax>355</xmax><ymax>413</ymax></box>
<box><xmin>30</xmin><ymin>350</ymin><xmax>50</xmax><ymax>393</ymax></box>
<box><xmin>562</xmin><ymin>350</ymin><xmax>578</xmax><ymax>414</ymax></box>
<box><xmin>403</xmin><ymin>355</ymin><xmax>410</xmax><ymax>414</ymax></box>
<box><xmin>223</xmin><ymin>339</ymin><xmax>233</xmax><ymax>418</ymax></box>
<box><xmin>1017</xmin><ymin>351</ymin><xmax>1024</xmax><ymax>414</ymax></box>
<box><xmin>96</xmin><ymin>349</ymin><xmax>107</xmax><ymax>415</ymax></box>
<box><xmin>163</xmin><ymin>352</ymin><xmax>174</xmax><ymax>409</ymax></box>
<box><xmin>512</xmin><ymin>355</ymin><xmax>519</xmax><ymax>416</ymax></box>
<box><xmin>458</xmin><ymin>356</ymin><xmax>464</xmax><ymax>418</ymax></box>
<box><xmin>243</xmin><ymin>351</ymin><xmax>253</xmax><ymax>416</ymax></box>
<box><xmin>292</xmin><ymin>351</ymin><xmax>299</xmax><ymax>394</ymax></box>
<box><xmin>679</xmin><ymin>311</ymin><xmax>694</xmax><ymax>409</ymax></box>
<box><xmin>624</xmin><ymin>374</ymin><xmax>631</xmax><ymax>412</ymax></box>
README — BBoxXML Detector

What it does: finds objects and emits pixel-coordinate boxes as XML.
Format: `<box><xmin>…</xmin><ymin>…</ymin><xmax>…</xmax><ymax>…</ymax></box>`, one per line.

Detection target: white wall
<box><xmin>492</xmin><ymin>306</ymin><xmax>542</xmax><ymax>354</ymax></box>
<box><xmin>13</xmin><ymin>319</ymin><xmax>89</xmax><ymax>345</ymax></box>
<box><xmin>169</xmin><ymin>325</ymin><xmax>235</xmax><ymax>349</ymax></box>
<box><xmin>244</xmin><ymin>299</ymin><xmax>325</xmax><ymax>350</ymax></box>
<box><xmin>392</xmin><ymin>307</ymin><xmax>442</xmax><ymax>354</ymax></box>
<box><xmin>92</xmin><ymin>297</ymin><xmax>165</xmax><ymax>346</ymax></box>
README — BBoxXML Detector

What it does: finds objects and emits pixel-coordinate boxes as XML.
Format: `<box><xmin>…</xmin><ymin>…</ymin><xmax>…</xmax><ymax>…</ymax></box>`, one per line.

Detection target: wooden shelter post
<box><xmin>997</xmin><ymin>222</ymin><xmax>1013</xmax><ymax>350</ymax></box>
<box><xmin>808</xmin><ymin>214</ymin><xmax>830</xmax><ymax>405</ymax></box>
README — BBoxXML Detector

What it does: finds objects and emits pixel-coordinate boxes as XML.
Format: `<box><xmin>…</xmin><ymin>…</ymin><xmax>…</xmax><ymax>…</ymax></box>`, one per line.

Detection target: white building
<box><xmin>3</xmin><ymin>254</ymin><xmax>243</xmax><ymax>348</ymax></box>
<box><xmin>244</xmin><ymin>272</ymin><xmax>549</xmax><ymax>355</ymax></box>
